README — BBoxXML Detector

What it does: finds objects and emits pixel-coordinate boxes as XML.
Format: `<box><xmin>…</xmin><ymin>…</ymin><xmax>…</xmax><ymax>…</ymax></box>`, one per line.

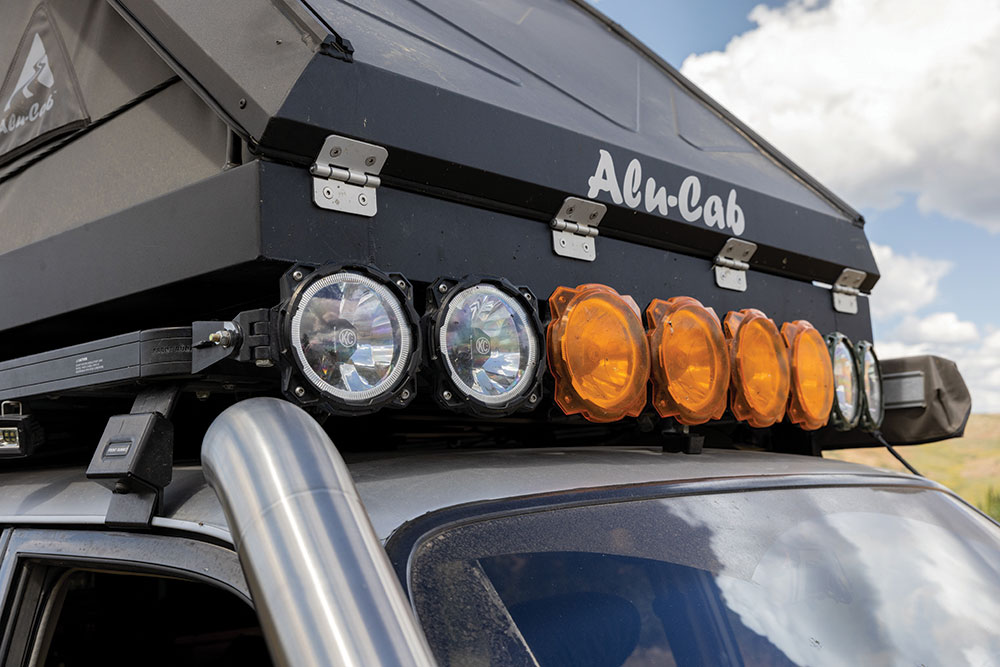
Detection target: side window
<box><xmin>33</xmin><ymin>569</ymin><xmax>272</xmax><ymax>667</ymax></box>
<box><xmin>0</xmin><ymin>530</ymin><xmax>273</xmax><ymax>667</ymax></box>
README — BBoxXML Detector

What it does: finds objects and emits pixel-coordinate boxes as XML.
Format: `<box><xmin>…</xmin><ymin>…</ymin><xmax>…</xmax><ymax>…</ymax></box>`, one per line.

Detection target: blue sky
<box><xmin>589</xmin><ymin>0</ymin><xmax>1000</xmax><ymax>412</ymax></box>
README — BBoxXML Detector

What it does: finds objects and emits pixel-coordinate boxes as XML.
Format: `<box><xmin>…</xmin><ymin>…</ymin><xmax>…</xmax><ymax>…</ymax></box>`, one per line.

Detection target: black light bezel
<box><xmin>855</xmin><ymin>339</ymin><xmax>885</xmax><ymax>432</ymax></box>
<box><xmin>826</xmin><ymin>331</ymin><xmax>862</xmax><ymax>431</ymax></box>
<box><xmin>423</xmin><ymin>275</ymin><xmax>546</xmax><ymax>417</ymax></box>
<box><xmin>278</xmin><ymin>263</ymin><xmax>421</xmax><ymax>416</ymax></box>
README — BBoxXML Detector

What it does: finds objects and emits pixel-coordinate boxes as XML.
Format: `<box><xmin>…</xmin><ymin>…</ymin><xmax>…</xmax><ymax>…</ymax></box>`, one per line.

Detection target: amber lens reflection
<box><xmin>795</xmin><ymin>328</ymin><xmax>834</xmax><ymax>421</ymax></box>
<box><xmin>664</xmin><ymin>310</ymin><xmax>717</xmax><ymax>411</ymax></box>
<box><xmin>564</xmin><ymin>295</ymin><xmax>640</xmax><ymax>408</ymax></box>
<box><xmin>737</xmin><ymin>319</ymin><xmax>787</xmax><ymax>416</ymax></box>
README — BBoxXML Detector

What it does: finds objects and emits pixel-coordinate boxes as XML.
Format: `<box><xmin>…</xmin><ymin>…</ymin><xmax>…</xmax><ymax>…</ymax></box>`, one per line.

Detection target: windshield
<box><xmin>408</xmin><ymin>485</ymin><xmax>1000</xmax><ymax>666</ymax></box>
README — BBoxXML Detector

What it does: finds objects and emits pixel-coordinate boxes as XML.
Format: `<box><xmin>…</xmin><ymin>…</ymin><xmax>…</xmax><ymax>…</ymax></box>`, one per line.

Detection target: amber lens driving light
<box><xmin>855</xmin><ymin>340</ymin><xmax>884</xmax><ymax>431</ymax></box>
<box><xmin>781</xmin><ymin>320</ymin><xmax>834</xmax><ymax>430</ymax></box>
<box><xmin>426</xmin><ymin>277</ymin><xmax>543</xmax><ymax>416</ymax></box>
<box><xmin>284</xmin><ymin>265</ymin><xmax>419</xmax><ymax>414</ymax></box>
<box><xmin>724</xmin><ymin>309</ymin><xmax>790</xmax><ymax>428</ymax></box>
<box><xmin>547</xmin><ymin>284</ymin><xmax>650</xmax><ymax>423</ymax></box>
<box><xmin>646</xmin><ymin>297</ymin><xmax>729</xmax><ymax>425</ymax></box>
<box><xmin>826</xmin><ymin>331</ymin><xmax>861</xmax><ymax>431</ymax></box>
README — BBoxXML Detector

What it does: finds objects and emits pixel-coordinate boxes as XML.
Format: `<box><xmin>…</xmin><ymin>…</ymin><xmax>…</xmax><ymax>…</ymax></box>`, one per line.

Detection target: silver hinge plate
<box><xmin>310</xmin><ymin>135</ymin><xmax>388</xmax><ymax>217</ymax></box>
<box><xmin>832</xmin><ymin>268</ymin><xmax>867</xmax><ymax>314</ymax></box>
<box><xmin>551</xmin><ymin>197</ymin><xmax>606</xmax><ymax>261</ymax></box>
<box><xmin>713</xmin><ymin>238</ymin><xmax>757</xmax><ymax>291</ymax></box>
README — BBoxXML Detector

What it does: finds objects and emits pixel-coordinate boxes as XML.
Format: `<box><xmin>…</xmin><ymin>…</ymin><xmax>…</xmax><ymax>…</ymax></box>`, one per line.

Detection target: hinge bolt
<box><xmin>330</xmin><ymin>146</ymin><xmax>342</xmax><ymax>158</ymax></box>
<box><xmin>365</xmin><ymin>156</ymin><xmax>377</xmax><ymax>167</ymax></box>
<box><xmin>358</xmin><ymin>193</ymin><xmax>369</xmax><ymax>206</ymax></box>
<box><xmin>322</xmin><ymin>186</ymin><xmax>333</xmax><ymax>200</ymax></box>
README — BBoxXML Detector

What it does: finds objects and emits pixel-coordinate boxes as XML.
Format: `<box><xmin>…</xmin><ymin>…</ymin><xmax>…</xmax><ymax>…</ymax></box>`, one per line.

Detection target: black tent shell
<box><xmin>0</xmin><ymin>0</ymin><xmax>877</xmax><ymax>354</ymax></box>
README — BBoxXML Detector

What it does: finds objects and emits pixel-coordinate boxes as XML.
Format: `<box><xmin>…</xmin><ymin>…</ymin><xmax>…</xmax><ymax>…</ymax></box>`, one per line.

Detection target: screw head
<box><xmin>529</xmin><ymin>393</ymin><xmax>538</xmax><ymax>403</ymax></box>
<box><xmin>559</xmin><ymin>239</ymin><xmax>567</xmax><ymax>247</ymax></box>
<box><xmin>400</xmin><ymin>389</ymin><xmax>412</xmax><ymax>401</ymax></box>
<box><xmin>238</xmin><ymin>98</ymin><xmax>247</xmax><ymax>109</ymax></box>
<box><xmin>365</xmin><ymin>156</ymin><xmax>377</xmax><ymax>167</ymax></box>
<box><xmin>442</xmin><ymin>390</ymin><xmax>453</xmax><ymax>401</ymax></box>
<box><xmin>396</xmin><ymin>279</ymin><xmax>407</xmax><ymax>290</ymax></box>
<box><xmin>292</xmin><ymin>270</ymin><xmax>304</xmax><ymax>281</ymax></box>
<box><xmin>566</xmin><ymin>206</ymin><xmax>575</xmax><ymax>215</ymax></box>
<box><xmin>330</xmin><ymin>146</ymin><xmax>342</xmax><ymax>158</ymax></box>
<box><xmin>294</xmin><ymin>386</ymin><xmax>306</xmax><ymax>398</ymax></box>
<box><xmin>438</xmin><ymin>283</ymin><xmax>449</xmax><ymax>294</ymax></box>
<box><xmin>589</xmin><ymin>211</ymin><xmax>599</xmax><ymax>220</ymax></box>
<box><xmin>358</xmin><ymin>193</ymin><xmax>369</xmax><ymax>206</ymax></box>
<box><xmin>583</xmin><ymin>243</ymin><xmax>590</xmax><ymax>252</ymax></box>
<box><xmin>322</xmin><ymin>186</ymin><xmax>333</xmax><ymax>199</ymax></box>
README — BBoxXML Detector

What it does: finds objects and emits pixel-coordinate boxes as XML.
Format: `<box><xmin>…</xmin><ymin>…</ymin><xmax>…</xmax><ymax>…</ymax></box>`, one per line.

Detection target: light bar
<box><xmin>426</xmin><ymin>277</ymin><xmax>543</xmax><ymax>416</ymax></box>
<box><xmin>724</xmin><ymin>309</ymin><xmax>790</xmax><ymax>428</ymax></box>
<box><xmin>646</xmin><ymin>297</ymin><xmax>729</xmax><ymax>425</ymax></box>
<box><xmin>547</xmin><ymin>283</ymin><xmax>650</xmax><ymax>423</ymax></box>
<box><xmin>282</xmin><ymin>265</ymin><xmax>420</xmax><ymax>415</ymax></box>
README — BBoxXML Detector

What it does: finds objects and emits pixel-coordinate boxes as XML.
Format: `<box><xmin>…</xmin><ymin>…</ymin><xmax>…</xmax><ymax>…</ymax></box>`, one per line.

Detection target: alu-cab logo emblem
<box><xmin>4</xmin><ymin>33</ymin><xmax>53</xmax><ymax>113</ymax></box>
<box><xmin>586</xmin><ymin>149</ymin><xmax>746</xmax><ymax>236</ymax></box>
<box><xmin>0</xmin><ymin>3</ymin><xmax>88</xmax><ymax>164</ymax></box>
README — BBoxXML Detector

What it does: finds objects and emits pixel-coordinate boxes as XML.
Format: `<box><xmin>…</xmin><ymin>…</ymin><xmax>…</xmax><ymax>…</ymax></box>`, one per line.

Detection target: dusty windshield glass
<box><xmin>409</xmin><ymin>485</ymin><xmax>1000</xmax><ymax>666</ymax></box>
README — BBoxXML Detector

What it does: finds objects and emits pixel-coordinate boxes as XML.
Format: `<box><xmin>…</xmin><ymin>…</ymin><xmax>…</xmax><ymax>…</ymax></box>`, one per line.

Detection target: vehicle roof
<box><xmin>0</xmin><ymin>448</ymin><xmax>927</xmax><ymax>545</ymax></box>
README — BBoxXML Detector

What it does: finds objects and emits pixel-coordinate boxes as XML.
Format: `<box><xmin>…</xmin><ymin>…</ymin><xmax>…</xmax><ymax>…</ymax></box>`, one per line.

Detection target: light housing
<box><xmin>826</xmin><ymin>331</ymin><xmax>861</xmax><ymax>431</ymax></box>
<box><xmin>280</xmin><ymin>264</ymin><xmax>420</xmax><ymax>415</ymax></box>
<box><xmin>645</xmin><ymin>297</ymin><xmax>729</xmax><ymax>425</ymax></box>
<box><xmin>547</xmin><ymin>284</ymin><xmax>650</xmax><ymax>423</ymax></box>
<box><xmin>724</xmin><ymin>309</ymin><xmax>790</xmax><ymax>428</ymax></box>
<box><xmin>855</xmin><ymin>339</ymin><xmax>884</xmax><ymax>432</ymax></box>
<box><xmin>781</xmin><ymin>320</ymin><xmax>834</xmax><ymax>431</ymax></box>
<box><xmin>425</xmin><ymin>276</ymin><xmax>544</xmax><ymax>416</ymax></box>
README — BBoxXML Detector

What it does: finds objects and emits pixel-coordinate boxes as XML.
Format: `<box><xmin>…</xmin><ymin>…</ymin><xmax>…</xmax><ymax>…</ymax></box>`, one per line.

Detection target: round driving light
<box><xmin>781</xmin><ymin>320</ymin><xmax>834</xmax><ymax>431</ymax></box>
<box><xmin>282</xmin><ymin>265</ymin><xmax>419</xmax><ymax>414</ymax></box>
<box><xmin>855</xmin><ymin>340</ymin><xmax>884</xmax><ymax>431</ymax></box>
<box><xmin>426</xmin><ymin>277</ymin><xmax>544</xmax><ymax>415</ymax></box>
<box><xmin>724</xmin><ymin>309</ymin><xmax>790</xmax><ymax>428</ymax></box>
<box><xmin>646</xmin><ymin>297</ymin><xmax>729</xmax><ymax>425</ymax></box>
<box><xmin>547</xmin><ymin>284</ymin><xmax>650</xmax><ymax>423</ymax></box>
<box><xmin>826</xmin><ymin>332</ymin><xmax>861</xmax><ymax>431</ymax></box>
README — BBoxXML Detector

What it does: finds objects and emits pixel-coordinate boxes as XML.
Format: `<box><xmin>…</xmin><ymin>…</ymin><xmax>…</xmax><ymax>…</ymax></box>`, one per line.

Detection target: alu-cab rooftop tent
<box><xmin>0</xmin><ymin>0</ymin><xmax>877</xmax><ymax>356</ymax></box>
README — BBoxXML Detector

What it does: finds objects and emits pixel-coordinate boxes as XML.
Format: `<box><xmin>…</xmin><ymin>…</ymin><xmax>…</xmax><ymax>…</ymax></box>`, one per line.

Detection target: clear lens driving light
<box><xmin>427</xmin><ymin>277</ymin><xmax>543</xmax><ymax>415</ymax></box>
<box><xmin>282</xmin><ymin>265</ymin><xmax>419</xmax><ymax>414</ymax></box>
<box><xmin>826</xmin><ymin>331</ymin><xmax>861</xmax><ymax>431</ymax></box>
<box><xmin>855</xmin><ymin>340</ymin><xmax>884</xmax><ymax>431</ymax></box>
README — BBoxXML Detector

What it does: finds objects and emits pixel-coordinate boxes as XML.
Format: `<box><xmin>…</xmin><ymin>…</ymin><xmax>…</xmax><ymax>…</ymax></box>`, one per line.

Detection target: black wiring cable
<box><xmin>873</xmin><ymin>430</ymin><xmax>922</xmax><ymax>477</ymax></box>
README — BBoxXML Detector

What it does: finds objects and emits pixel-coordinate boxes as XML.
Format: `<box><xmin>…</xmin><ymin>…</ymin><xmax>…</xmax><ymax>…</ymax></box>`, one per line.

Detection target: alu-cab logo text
<box><xmin>586</xmin><ymin>149</ymin><xmax>746</xmax><ymax>236</ymax></box>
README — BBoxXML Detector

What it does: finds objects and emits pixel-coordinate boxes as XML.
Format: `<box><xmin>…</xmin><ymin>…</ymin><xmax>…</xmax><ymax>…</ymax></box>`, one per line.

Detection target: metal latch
<box><xmin>310</xmin><ymin>135</ymin><xmax>388</xmax><ymax>217</ymax></box>
<box><xmin>832</xmin><ymin>268</ymin><xmax>867</xmax><ymax>314</ymax></box>
<box><xmin>713</xmin><ymin>238</ymin><xmax>757</xmax><ymax>291</ymax></box>
<box><xmin>551</xmin><ymin>197</ymin><xmax>606</xmax><ymax>261</ymax></box>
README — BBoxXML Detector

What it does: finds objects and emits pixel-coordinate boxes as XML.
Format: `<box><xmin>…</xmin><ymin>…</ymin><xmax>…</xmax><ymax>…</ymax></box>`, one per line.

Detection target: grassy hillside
<box><xmin>825</xmin><ymin>414</ymin><xmax>1000</xmax><ymax>520</ymax></box>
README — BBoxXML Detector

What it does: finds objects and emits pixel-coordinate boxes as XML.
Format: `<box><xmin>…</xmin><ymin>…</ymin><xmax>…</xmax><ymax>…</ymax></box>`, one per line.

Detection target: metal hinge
<box><xmin>713</xmin><ymin>238</ymin><xmax>757</xmax><ymax>291</ymax></box>
<box><xmin>310</xmin><ymin>135</ymin><xmax>388</xmax><ymax>217</ymax></box>
<box><xmin>551</xmin><ymin>197</ymin><xmax>606</xmax><ymax>261</ymax></box>
<box><xmin>832</xmin><ymin>268</ymin><xmax>866</xmax><ymax>314</ymax></box>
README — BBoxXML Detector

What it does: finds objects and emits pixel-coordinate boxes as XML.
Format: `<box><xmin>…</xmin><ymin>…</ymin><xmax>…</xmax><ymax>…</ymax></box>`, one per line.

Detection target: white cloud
<box><xmin>680</xmin><ymin>0</ymin><xmax>1000</xmax><ymax>232</ymax></box>
<box><xmin>896</xmin><ymin>312</ymin><xmax>979</xmax><ymax>344</ymax></box>
<box><xmin>867</xmin><ymin>243</ymin><xmax>951</xmax><ymax>320</ymax></box>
